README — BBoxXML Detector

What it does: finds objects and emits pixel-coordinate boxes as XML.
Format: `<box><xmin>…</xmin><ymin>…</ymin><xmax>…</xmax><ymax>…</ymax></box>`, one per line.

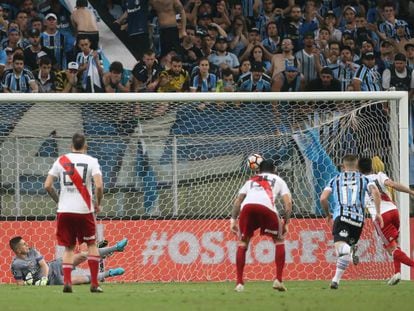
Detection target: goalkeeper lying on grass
<box><xmin>9</xmin><ymin>236</ymin><xmax>128</xmax><ymax>286</ymax></box>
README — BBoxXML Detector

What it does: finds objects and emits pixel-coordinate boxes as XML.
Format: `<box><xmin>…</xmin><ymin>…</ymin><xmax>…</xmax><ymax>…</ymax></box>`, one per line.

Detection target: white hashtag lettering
<box><xmin>142</xmin><ymin>232</ymin><xmax>168</xmax><ymax>264</ymax></box>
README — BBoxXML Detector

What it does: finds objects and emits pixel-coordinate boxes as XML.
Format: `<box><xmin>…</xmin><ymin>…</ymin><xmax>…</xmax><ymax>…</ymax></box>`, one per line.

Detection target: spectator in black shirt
<box><xmin>305</xmin><ymin>66</ymin><xmax>341</xmax><ymax>91</ymax></box>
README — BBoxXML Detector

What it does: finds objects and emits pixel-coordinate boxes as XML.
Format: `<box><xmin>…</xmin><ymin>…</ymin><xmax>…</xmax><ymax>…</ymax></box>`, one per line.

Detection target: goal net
<box><xmin>0</xmin><ymin>92</ymin><xmax>410</xmax><ymax>283</ymax></box>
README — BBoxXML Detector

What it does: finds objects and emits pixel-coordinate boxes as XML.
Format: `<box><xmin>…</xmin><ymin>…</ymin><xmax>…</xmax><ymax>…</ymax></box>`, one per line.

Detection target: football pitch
<box><xmin>0</xmin><ymin>281</ymin><xmax>413</xmax><ymax>311</ymax></box>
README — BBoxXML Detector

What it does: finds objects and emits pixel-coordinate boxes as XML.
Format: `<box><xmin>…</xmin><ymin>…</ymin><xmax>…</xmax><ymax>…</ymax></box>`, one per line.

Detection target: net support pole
<box><xmin>399</xmin><ymin>92</ymin><xmax>410</xmax><ymax>281</ymax></box>
<box><xmin>172</xmin><ymin>135</ymin><xmax>179</xmax><ymax>216</ymax></box>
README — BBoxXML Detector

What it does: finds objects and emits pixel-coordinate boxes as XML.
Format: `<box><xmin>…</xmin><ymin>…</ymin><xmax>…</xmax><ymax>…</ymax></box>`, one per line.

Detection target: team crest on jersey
<box><xmin>339</xmin><ymin>230</ymin><xmax>349</xmax><ymax>237</ymax></box>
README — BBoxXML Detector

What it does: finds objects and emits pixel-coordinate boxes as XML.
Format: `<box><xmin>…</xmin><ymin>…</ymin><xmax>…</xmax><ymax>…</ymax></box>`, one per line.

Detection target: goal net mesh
<box><xmin>0</xmin><ymin>95</ymin><xmax>400</xmax><ymax>282</ymax></box>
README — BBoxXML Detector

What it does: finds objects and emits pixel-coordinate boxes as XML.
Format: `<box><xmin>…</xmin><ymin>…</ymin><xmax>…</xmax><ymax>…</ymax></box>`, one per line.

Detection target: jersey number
<box><xmin>341</xmin><ymin>184</ymin><xmax>358</xmax><ymax>206</ymax></box>
<box><xmin>62</xmin><ymin>163</ymin><xmax>88</xmax><ymax>186</ymax></box>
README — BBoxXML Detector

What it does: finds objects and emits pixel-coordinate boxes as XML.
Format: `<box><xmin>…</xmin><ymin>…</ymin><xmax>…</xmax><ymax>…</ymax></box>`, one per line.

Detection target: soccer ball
<box><xmin>247</xmin><ymin>154</ymin><xmax>263</xmax><ymax>170</ymax></box>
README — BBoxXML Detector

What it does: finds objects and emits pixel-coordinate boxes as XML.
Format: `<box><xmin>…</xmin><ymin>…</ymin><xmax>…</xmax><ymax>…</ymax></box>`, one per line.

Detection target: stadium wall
<box><xmin>1</xmin><ymin>218</ymin><xmax>412</xmax><ymax>283</ymax></box>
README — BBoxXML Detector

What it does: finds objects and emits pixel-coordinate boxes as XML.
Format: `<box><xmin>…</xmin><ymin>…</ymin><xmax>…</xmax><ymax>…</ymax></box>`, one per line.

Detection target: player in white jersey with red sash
<box><xmin>230</xmin><ymin>159</ymin><xmax>292</xmax><ymax>292</ymax></box>
<box><xmin>358</xmin><ymin>157</ymin><xmax>414</xmax><ymax>285</ymax></box>
<box><xmin>45</xmin><ymin>133</ymin><xmax>104</xmax><ymax>293</ymax></box>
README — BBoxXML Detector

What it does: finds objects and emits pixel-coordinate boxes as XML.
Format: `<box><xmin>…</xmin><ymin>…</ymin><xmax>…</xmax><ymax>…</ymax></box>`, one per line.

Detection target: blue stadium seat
<box><xmin>19</xmin><ymin>175</ymin><xmax>47</xmax><ymax>195</ymax></box>
<box><xmin>160</xmin><ymin>103</ymin><xmax>278</xmax><ymax>164</ymax></box>
<box><xmin>87</xmin><ymin>139</ymin><xmax>127</xmax><ymax>188</ymax></box>
<box><xmin>0</xmin><ymin>103</ymin><xmax>32</xmax><ymax>136</ymax></box>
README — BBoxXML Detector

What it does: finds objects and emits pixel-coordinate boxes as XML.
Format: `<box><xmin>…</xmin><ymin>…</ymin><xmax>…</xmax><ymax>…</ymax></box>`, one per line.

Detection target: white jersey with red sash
<box><xmin>48</xmin><ymin>152</ymin><xmax>102</xmax><ymax>214</ymax></box>
<box><xmin>238</xmin><ymin>173</ymin><xmax>291</xmax><ymax>213</ymax></box>
<box><xmin>365</xmin><ymin>172</ymin><xmax>397</xmax><ymax>218</ymax></box>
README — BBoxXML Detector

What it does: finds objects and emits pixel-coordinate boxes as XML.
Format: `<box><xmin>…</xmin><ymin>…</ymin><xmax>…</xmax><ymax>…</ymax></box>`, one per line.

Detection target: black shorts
<box><xmin>332</xmin><ymin>216</ymin><xmax>363</xmax><ymax>245</ymax></box>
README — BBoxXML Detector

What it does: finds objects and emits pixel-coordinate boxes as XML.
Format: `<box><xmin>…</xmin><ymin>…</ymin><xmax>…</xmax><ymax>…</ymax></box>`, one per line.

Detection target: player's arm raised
<box><xmin>384</xmin><ymin>178</ymin><xmax>414</xmax><ymax>196</ymax></box>
<box><xmin>368</xmin><ymin>184</ymin><xmax>384</xmax><ymax>228</ymax></box>
<box><xmin>230</xmin><ymin>194</ymin><xmax>246</xmax><ymax>235</ymax></box>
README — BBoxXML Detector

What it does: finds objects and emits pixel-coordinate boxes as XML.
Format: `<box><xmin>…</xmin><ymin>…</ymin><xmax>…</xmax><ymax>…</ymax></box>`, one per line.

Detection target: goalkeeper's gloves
<box><xmin>35</xmin><ymin>277</ymin><xmax>48</xmax><ymax>286</ymax></box>
<box><xmin>24</xmin><ymin>272</ymin><xmax>33</xmax><ymax>285</ymax></box>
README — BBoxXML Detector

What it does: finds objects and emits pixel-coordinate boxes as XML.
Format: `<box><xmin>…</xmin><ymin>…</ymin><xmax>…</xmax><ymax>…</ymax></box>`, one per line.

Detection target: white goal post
<box><xmin>0</xmin><ymin>91</ymin><xmax>410</xmax><ymax>282</ymax></box>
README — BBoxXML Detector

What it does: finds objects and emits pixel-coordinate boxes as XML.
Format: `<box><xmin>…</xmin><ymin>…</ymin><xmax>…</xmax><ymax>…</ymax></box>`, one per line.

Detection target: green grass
<box><xmin>0</xmin><ymin>281</ymin><xmax>413</xmax><ymax>311</ymax></box>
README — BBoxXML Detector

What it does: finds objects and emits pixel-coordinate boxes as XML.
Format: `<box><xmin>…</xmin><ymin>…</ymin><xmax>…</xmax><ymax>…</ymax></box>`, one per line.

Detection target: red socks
<box><xmin>276</xmin><ymin>244</ymin><xmax>286</xmax><ymax>282</ymax></box>
<box><xmin>88</xmin><ymin>255</ymin><xmax>100</xmax><ymax>287</ymax></box>
<box><xmin>236</xmin><ymin>246</ymin><xmax>247</xmax><ymax>285</ymax></box>
<box><xmin>62</xmin><ymin>263</ymin><xmax>73</xmax><ymax>286</ymax></box>
<box><xmin>393</xmin><ymin>248</ymin><xmax>414</xmax><ymax>273</ymax></box>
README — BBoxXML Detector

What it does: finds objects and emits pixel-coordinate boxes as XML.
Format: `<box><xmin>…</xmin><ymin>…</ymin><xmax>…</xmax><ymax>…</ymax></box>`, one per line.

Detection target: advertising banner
<box><xmin>1</xmin><ymin>218</ymin><xmax>412</xmax><ymax>283</ymax></box>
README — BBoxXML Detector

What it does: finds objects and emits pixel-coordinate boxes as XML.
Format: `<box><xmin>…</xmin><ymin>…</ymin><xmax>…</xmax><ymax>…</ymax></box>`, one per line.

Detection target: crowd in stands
<box><xmin>0</xmin><ymin>0</ymin><xmax>414</xmax><ymax>96</ymax></box>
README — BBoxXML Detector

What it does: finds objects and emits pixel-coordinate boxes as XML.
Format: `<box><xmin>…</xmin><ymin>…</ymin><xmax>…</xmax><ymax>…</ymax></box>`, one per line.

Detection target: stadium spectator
<box><xmin>9</xmin><ymin>236</ymin><xmax>127</xmax><ymax>286</ymax></box>
<box><xmin>177</xmin><ymin>32</ymin><xmax>203</xmax><ymax>72</ymax></box>
<box><xmin>382</xmin><ymin>53</ymin><xmax>414</xmax><ymax>96</ymax></box>
<box><xmin>295</xmin><ymin>32</ymin><xmax>323</xmax><ymax>83</ymax></box>
<box><xmin>33</xmin><ymin>56</ymin><xmax>56</xmax><ymax>93</ymax></box>
<box><xmin>20</xmin><ymin>0</ymin><xmax>37</xmax><ymax>20</ymax></box>
<box><xmin>404</xmin><ymin>42</ymin><xmax>414</xmax><ymax>70</ymax></box>
<box><xmin>231</xmin><ymin>159</ymin><xmax>292</xmax><ymax>292</ymax></box>
<box><xmin>227</xmin><ymin>15</ymin><xmax>249</xmax><ymax>57</ymax></box>
<box><xmin>150</xmin><ymin>0</ymin><xmax>186</xmax><ymax>57</ymax></box>
<box><xmin>15</xmin><ymin>10</ymin><xmax>30</xmax><ymax>38</ymax></box>
<box><xmin>378</xmin><ymin>39</ymin><xmax>396</xmax><ymax>72</ymax></box>
<box><xmin>337</xmin><ymin>45</ymin><xmax>360</xmax><ymax>91</ymax></box>
<box><xmin>24</xmin><ymin>28</ymin><xmax>56</xmax><ymax>71</ymax></box>
<box><xmin>278</xmin><ymin>4</ymin><xmax>318</xmax><ymax>52</ymax></box>
<box><xmin>131</xmin><ymin>49</ymin><xmax>162</xmax><ymax>92</ymax></box>
<box><xmin>0</xmin><ymin>4</ymin><xmax>9</xmax><ymax>32</ymax></box>
<box><xmin>339</xmin><ymin>5</ymin><xmax>357</xmax><ymax>34</ymax></box>
<box><xmin>322</xmin><ymin>10</ymin><xmax>341</xmax><ymax>42</ymax></box>
<box><xmin>214</xmin><ymin>0</ymin><xmax>231</xmax><ymax>30</ymax></box>
<box><xmin>305</xmin><ymin>66</ymin><xmax>341</xmax><ymax>91</ymax></box>
<box><xmin>2</xmin><ymin>47</ymin><xmax>14</xmax><ymax>72</ymax></box>
<box><xmin>102</xmin><ymin>61</ymin><xmax>131</xmax><ymax>93</ymax></box>
<box><xmin>255</xmin><ymin>0</ymin><xmax>278</xmax><ymax>38</ymax></box>
<box><xmin>44</xmin><ymin>133</ymin><xmax>105</xmax><ymax>293</ymax></box>
<box><xmin>71</xmin><ymin>0</ymin><xmax>99</xmax><ymax>50</ymax></box>
<box><xmin>190</xmin><ymin>57</ymin><xmax>217</xmax><ymax>92</ymax></box>
<box><xmin>208</xmin><ymin>35</ymin><xmax>240</xmax><ymax>76</ymax></box>
<box><xmin>238</xmin><ymin>61</ymin><xmax>272</xmax><ymax>92</ymax></box>
<box><xmin>378</xmin><ymin>2</ymin><xmax>411</xmax><ymax>42</ymax></box>
<box><xmin>114</xmin><ymin>0</ymin><xmax>150</xmax><ymax>61</ymax></box>
<box><xmin>315</xmin><ymin>26</ymin><xmax>331</xmax><ymax>58</ymax></box>
<box><xmin>320</xmin><ymin>155</ymin><xmax>383</xmax><ymax>290</ymax></box>
<box><xmin>239</xmin><ymin>27</ymin><xmax>272</xmax><ymax>63</ymax></box>
<box><xmin>55</xmin><ymin>61</ymin><xmax>80</xmax><ymax>93</ymax></box>
<box><xmin>216</xmin><ymin>67</ymin><xmax>237</xmax><ymax>93</ymax></box>
<box><xmin>358</xmin><ymin>157</ymin><xmax>414</xmax><ymax>286</ymax></box>
<box><xmin>1</xmin><ymin>27</ymin><xmax>23</xmax><ymax>50</ymax></box>
<box><xmin>2</xmin><ymin>53</ymin><xmax>38</xmax><ymax>93</ymax></box>
<box><xmin>261</xmin><ymin>21</ymin><xmax>280</xmax><ymax>55</ymax></box>
<box><xmin>243</xmin><ymin>44</ymin><xmax>271</xmax><ymax>74</ymax></box>
<box><xmin>75</xmin><ymin>37</ymin><xmax>104</xmax><ymax>93</ymax></box>
<box><xmin>270</xmin><ymin>38</ymin><xmax>297</xmax><ymax>78</ymax></box>
<box><xmin>158</xmin><ymin>55</ymin><xmax>190</xmax><ymax>92</ymax></box>
<box><xmin>237</xmin><ymin>58</ymin><xmax>251</xmax><ymax>80</ymax></box>
<box><xmin>272</xmin><ymin>65</ymin><xmax>305</xmax><ymax>92</ymax></box>
<box><xmin>41</xmin><ymin>13</ymin><xmax>72</xmax><ymax>70</ymax></box>
<box><xmin>352</xmin><ymin>52</ymin><xmax>382</xmax><ymax>91</ymax></box>
<box><xmin>354</xmin><ymin>14</ymin><xmax>379</xmax><ymax>50</ymax></box>
<box><xmin>323</xmin><ymin>41</ymin><xmax>341</xmax><ymax>71</ymax></box>
<box><xmin>30</xmin><ymin>16</ymin><xmax>43</xmax><ymax>33</ymax></box>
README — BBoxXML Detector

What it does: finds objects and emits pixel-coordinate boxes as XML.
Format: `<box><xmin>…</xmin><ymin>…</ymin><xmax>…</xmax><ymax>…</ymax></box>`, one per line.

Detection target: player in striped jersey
<box><xmin>352</xmin><ymin>52</ymin><xmax>382</xmax><ymax>91</ymax></box>
<box><xmin>358</xmin><ymin>157</ymin><xmax>414</xmax><ymax>286</ymax></box>
<box><xmin>320</xmin><ymin>155</ymin><xmax>383</xmax><ymax>289</ymax></box>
